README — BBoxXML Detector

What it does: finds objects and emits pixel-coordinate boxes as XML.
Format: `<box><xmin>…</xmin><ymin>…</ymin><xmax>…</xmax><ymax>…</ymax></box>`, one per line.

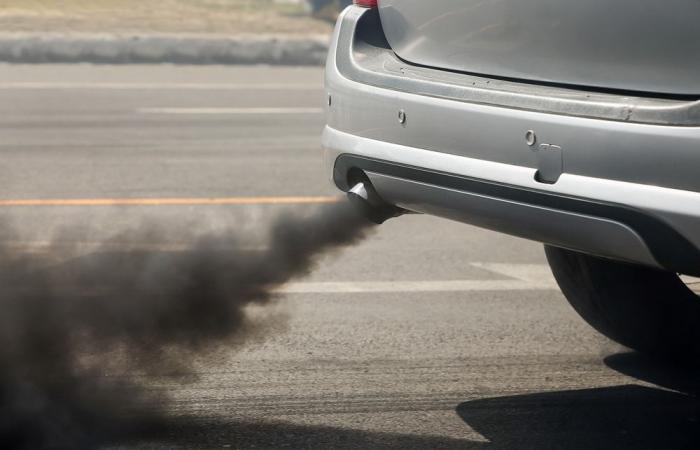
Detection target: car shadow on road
<box><xmin>113</xmin><ymin>352</ymin><xmax>700</xmax><ymax>449</ymax></box>
<box><xmin>604</xmin><ymin>351</ymin><xmax>700</xmax><ymax>396</ymax></box>
<box><xmin>456</xmin><ymin>351</ymin><xmax>700</xmax><ymax>450</ymax></box>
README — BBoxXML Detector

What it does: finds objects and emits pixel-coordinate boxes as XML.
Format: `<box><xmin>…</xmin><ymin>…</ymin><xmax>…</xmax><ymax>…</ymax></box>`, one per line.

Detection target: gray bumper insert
<box><xmin>333</xmin><ymin>154</ymin><xmax>700</xmax><ymax>276</ymax></box>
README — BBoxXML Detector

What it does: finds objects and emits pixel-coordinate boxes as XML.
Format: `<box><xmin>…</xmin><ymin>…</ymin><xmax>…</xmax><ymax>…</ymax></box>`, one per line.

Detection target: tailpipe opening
<box><xmin>347</xmin><ymin>178</ymin><xmax>403</xmax><ymax>225</ymax></box>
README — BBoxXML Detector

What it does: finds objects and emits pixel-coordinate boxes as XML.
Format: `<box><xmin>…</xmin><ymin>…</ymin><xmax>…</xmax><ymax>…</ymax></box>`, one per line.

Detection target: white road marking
<box><xmin>680</xmin><ymin>275</ymin><xmax>700</xmax><ymax>294</ymax></box>
<box><xmin>277</xmin><ymin>263</ymin><xmax>557</xmax><ymax>294</ymax></box>
<box><xmin>138</xmin><ymin>107</ymin><xmax>324</xmax><ymax>115</ymax></box>
<box><xmin>274</xmin><ymin>279</ymin><xmax>558</xmax><ymax>294</ymax></box>
<box><xmin>0</xmin><ymin>237</ymin><xmax>557</xmax><ymax>293</ymax></box>
<box><xmin>470</xmin><ymin>263</ymin><xmax>556</xmax><ymax>285</ymax></box>
<box><xmin>0</xmin><ymin>82</ymin><xmax>321</xmax><ymax>91</ymax></box>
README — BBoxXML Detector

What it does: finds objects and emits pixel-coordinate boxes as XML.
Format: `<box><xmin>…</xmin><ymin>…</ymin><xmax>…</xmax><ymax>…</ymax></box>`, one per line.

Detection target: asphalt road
<box><xmin>0</xmin><ymin>64</ymin><xmax>698</xmax><ymax>449</ymax></box>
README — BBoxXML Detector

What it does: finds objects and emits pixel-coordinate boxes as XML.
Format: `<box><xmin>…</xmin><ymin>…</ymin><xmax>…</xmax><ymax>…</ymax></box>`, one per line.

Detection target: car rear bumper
<box><xmin>323</xmin><ymin>6</ymin><xmax>700</xmax><ymax>275</ymax></box>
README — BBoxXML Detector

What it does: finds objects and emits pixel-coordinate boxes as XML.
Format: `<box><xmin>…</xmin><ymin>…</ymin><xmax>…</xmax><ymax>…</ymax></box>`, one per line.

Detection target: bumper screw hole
<box><xmin>525</xmin><ymin>130</ymin><xmax>537</xmax><ymax>147</ymax></box>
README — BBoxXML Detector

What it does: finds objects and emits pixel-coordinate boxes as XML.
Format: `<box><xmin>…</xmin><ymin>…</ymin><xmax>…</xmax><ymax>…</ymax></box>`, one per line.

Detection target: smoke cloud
<box><xmin>0</xmin><ymin>201</ymin><xmax>373</xmax><ymax>449</ymax></box>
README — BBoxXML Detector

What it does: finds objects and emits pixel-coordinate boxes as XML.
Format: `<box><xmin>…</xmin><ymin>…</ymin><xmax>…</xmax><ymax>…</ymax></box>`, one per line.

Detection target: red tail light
<box><xmin>353</xmin><ymin>0</ymin><xmax>378</xmax><ymax>7</ymax></box>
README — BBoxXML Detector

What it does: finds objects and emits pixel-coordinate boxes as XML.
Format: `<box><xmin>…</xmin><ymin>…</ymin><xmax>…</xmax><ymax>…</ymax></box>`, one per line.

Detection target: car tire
<box><xmin>544</xmin><ymin>245</ymin><xmax>700</xmax><ymax>364</ymax></box>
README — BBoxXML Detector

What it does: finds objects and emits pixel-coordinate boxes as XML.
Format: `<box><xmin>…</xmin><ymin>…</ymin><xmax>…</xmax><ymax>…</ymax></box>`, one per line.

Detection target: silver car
<box><xmin>323</xmin><ymin>0</ymin><xmax>700</xmax><ymax>362</ymax></box>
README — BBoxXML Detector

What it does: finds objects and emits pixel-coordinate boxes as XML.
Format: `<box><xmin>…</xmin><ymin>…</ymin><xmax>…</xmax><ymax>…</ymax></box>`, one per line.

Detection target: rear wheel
<box><xmin>544</xmin><ymin>245</ymin><xmax>700</xmax><ymax>364</ymax></box>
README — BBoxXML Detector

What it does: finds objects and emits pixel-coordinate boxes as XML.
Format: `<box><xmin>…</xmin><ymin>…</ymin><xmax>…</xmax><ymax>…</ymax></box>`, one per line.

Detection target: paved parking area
<box><xmin>0</xmin><ymin>65</ymin><xmax>697</xmax><ymax>449</ymax></box>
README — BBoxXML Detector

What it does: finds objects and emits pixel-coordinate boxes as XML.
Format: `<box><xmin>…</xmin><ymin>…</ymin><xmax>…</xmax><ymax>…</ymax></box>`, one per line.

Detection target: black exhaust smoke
<box><xmin>0</xmin><ymin>201</ymin><xmax>375</xmax><ymax>449</ymax></box>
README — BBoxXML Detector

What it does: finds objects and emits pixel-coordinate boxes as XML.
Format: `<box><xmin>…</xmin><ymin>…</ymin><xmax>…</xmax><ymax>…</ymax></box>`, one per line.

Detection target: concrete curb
<box><xmin>0</xmin><ymin>33</ymin><xmax>330</xmax><ymax>65</ymax></box>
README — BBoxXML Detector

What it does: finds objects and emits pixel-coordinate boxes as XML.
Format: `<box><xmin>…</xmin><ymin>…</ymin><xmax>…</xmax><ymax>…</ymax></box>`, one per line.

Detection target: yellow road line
<box><xmin>0</xmin><ymin>196</ymin><xmax>340</xmax><ymax>207</ymax></box>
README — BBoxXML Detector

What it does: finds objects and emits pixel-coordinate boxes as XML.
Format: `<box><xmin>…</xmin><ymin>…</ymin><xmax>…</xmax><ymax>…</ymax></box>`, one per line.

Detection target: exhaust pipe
<box><xmin>347</xmin><ymin>180</ymin><xmax>403</xmax><ymax>224</ymax></box>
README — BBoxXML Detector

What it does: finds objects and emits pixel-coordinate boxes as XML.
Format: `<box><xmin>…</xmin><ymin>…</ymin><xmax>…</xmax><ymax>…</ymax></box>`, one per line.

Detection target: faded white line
<box><xmin>0</xmin><ymin>82</ymin><xmax>321</xmax><ymax>91</ymax></box>
<box><xmin>470</xmin><ymin>263</ymin><xmax>556</xmax><ymax>284</ymax></box>
<box><xmin>680</xmin><ymin>275</ymin><xmax>700</xmax><ymax>294</ymax></box>
<box><xmin>138</xmin><ymin>107</ymin><xmax>324</xmax><ymax>115</ymax></box>
<box><xmin>277</xmin><ymin>263</ymin><xmax>558</xmax><ymax>294</ymax></box>
<box><xmin>276</xmin><ymin>279</ymin><xmax>558</xmax><ymax>294</ymax></box>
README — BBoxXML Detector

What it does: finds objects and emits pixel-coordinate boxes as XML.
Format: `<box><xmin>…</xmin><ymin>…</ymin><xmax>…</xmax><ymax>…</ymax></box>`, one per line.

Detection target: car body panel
<box><xmin>324</xmin><ymin>6</ymin><xmax>700</xmax><ymax>275</ymax></box>
<box><xmin>378</xmin><ymin>0</ymin><xmax>700</xmax><ymax>95</ymax></box>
